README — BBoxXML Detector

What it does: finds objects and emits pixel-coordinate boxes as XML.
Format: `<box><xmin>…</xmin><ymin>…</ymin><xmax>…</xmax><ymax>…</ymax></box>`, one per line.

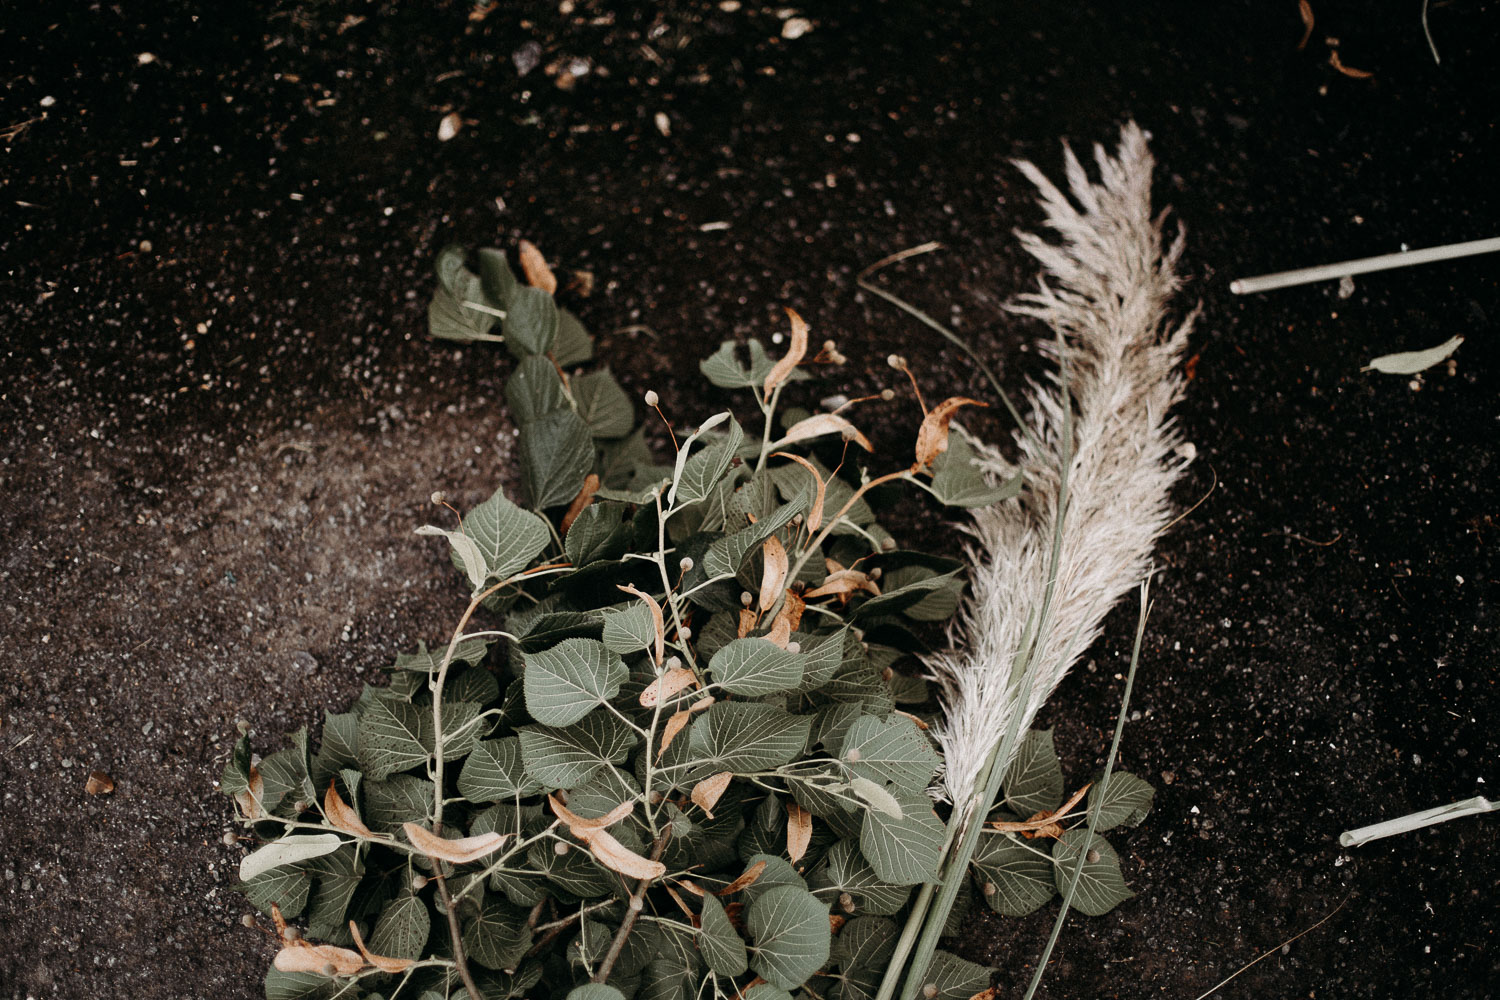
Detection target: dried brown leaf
<box><xmin>804</xmin><ymin>569</ymin><xmax>880</xmax><ymax>600</ymax></box>
<box><xmin>737</xmin><ymin>608</ymin><xmax>758</xmax><ymax>639</ymax></box>
<box><xmin>828</xmin><ymin>914</ymin><xmax>846</xmax><ymax>933</ymax></box>
<box><xmin>640</xmin><ymin>667</ymin><xmax>698</xmax><ymax>708</ymax></box>
<box><xmin>715</xmin><ymin>859</ymin><xmax>768</xmax><ymax>896</ymax></box>
<box><xmin>690</xmin><ymin>771</ymin><xmax>734</xmax><ymax>819</ymax></box>
<box><xmin>402</xmin><ymin>822</ymin><xmax>508</xmax><ymax>863</ymax></box>
<box><xmin>324</xmin><ymin>781</ymin><xmax>374</xmax><ymax>839</ymax></box>
<box><xmin>273</xmin><ymin>943</ymin><xmax>365</xmax><ymax>976</ymax></box>
<box><xmin>772</xmin><ymin>452</ymin><xmax>826</xmax><ymax>532</ymax></box>
<box><xmin>893</xmin><ymin>709</ymin><xmax>930</xmax><ymax>731</ymax></box>
<box><xmin>762</xmin><ymin>307</ymin><xmax>810</xmax><ymax>395</ymax></box>
<box><xmin>560</xmin><ymin>473</ymin><xmax>600</xmax><ymax>537</ymax></box>
<box><xmin>1328</xmin><ymin>49</ymin><xmax>1374</xmax><ymax>78</ymax></box>
<box><xmin>658</xmin><ymin>710</ymin><xmax>691</xmax><ymax>758</ymax></box>
<box><xmin>1297</xmin><ymin>0</ymin><xmax>1315</xmax><ymax>50</ymax></box>
<box><xmin>758</xmin><ymin>536</ymin><xmax>789</xmax><ymax>612</ymax></box>
<box><xmin>548</xmin><ymin>793</ymin><xmax>635</xmax><ymax>835</ymax></box>
<box><xmin>988</xmin><ymin>782</ymin><xmax>1092</xmax><ymax>840</ymax></box>
<box><xmin>913</xmin><ymin>396</ymin><xmax>987</xmax><ymax>472</ymax></box>
<box><xmin>270</xmin><ymin>903</ymin><xmax>291</xmax><ymax>940</ymax></box>
<box><xmin>518</xmin><ymin>239</ymin><xmax>558</xmax><ymax>294</ymax></box>
<box><xmin>618</xmin><ymin>584</ymin><xmax>666</xmax><ymax>667</ymax></box>
<box><xmin>580</xmin><ymin>826</ymin><xmax>666</xmax><ymax>880</ymax></box>
<box><xmin>786</xmin><ymin>802</ymin><xmax>812</xmax><ymax>863</ymax></box>
<box><xmin>235</xmin><ymin>767</ymin><xmax>265</xmax><ymax>820</ymax></box>
<box><xmin>779</xmin><ymin>413</ymin><xmax>873</xmax><ymax>452</ymax></box>
<box><xmin>349</xmin><ymin>920</ymin><xmax>414</xmax><ymax>973</ymax></box>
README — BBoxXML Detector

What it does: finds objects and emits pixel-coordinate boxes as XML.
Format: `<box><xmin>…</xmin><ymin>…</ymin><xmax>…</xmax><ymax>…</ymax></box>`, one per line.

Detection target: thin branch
<box><xmin>592</xmin><ymin>829</ymin><xmax>672</xmax><ymax>983</ymax></box>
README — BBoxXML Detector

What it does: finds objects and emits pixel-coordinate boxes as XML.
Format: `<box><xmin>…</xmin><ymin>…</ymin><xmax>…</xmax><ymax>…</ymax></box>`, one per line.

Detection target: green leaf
<box><xmin>810</xmin><ymin>839</ymin><xmax>912</xmax><ymax>916</ymax></box>
<box><xmin>523</xmin><ymin>638</ymin><xmax>628</xmax><ymax>728</ymax></box>
<box><xmin>699</xmin><ymin>339</ymin><xmax>808</xmax><ymax>390</ymax></box>
<box><xmin>851</xmin><ymin>570</ymin><xmax>964</xmax><ymax>623</ymax></box>
<box><xmin>463</xmin><ymin>896</ymin><xmax>534</xmax><ymax>970</ymax></box>
<box><xmin>304</xmin><ymin>844</ymin><xmax>363</xmax><ymax>943</ymax></box>
<box><xmin>690</xmin><ymin>703</ymin><xmax>812</xmax><ymax>773</ymax></box>
<box><xmin>518</xmin><ymin>712</ymin><xmax>638</xmax><ymax>788</ymax></box>
<box><xmin>738</xmin><ymin>854</ymin><xmax>807</xmax><ymax>904</ymax></box>
<box><xmin>921</xmin><ymin>950</ymin><xmax>994</xmax><ymax>1000</ymax></box>
<box><xmin>458</xmin><ymin>486</ymin><xmax>553</xmax><ymax>585</ymax></box>
<box><xmin>971</xmin><ymin>833</ymin><xmax>1055</xmax><ymax>917</ymax></box>
<box><xmin>429</xmin><ymin>256</ymin><xmax>502</xmax><ymax>344</ymax></box>
<box><xmin>392</xmin><ymin>638</ymin><xmax>490</xmax><ymax>673</ymax></box>
<box><xmin>1365</xmin><ymin>335</ymin><xmax>1464</xmax><ymax>375</ymax></box>
<box><xmin>601</xmin><ymin>600</ymin><xmax>657</xmax><ymax>656</ymax></box>
<box><xmin>476</xmin><ymin>247</ymin><xmax>519</xmax><ymax>308</ymax></box>
<box><xmin>437</xmin><ymin>700</ymin><xmax>486</xmax><ymax>762</ymax></box>
<box><xmin>362</xmin><ymin>774</ymin><xmax>434</xmax><ymax>834</ymax></box>
<box><xmin>849</xmin><ymin>777</ymin><xmax>903</xmax><ymax>819</ymax></box>
<box><xmin>698</xmin><ymin>891</ymin><xmax>749</xmax><ymax>976</ymax></box>
<box><xmin>448</xmin><ymin>665</ymin><xmax>501</xmax><ymax>707</ymax></box>
<box><xmin>567</xmin><ymin>987</ymin><xmax>626</xmax><ymax>1000</ymax></box>
<box><xmin>240</xmin><ymin>833</ymin><xmax>344</xmax><ymax>883</ymax></box>
<box><xmin>708</xmin><ymin>638</ymin><xmax>804</xmax><ymax>696</ymax></box>
<box><xmin>1052</xmin><ymin>830</ymin><xmax>1133</xmax><ymax>915</ymax></box>
<box><xmin>701</xmin><ymin>502</ymin><xmax>801</xmax><ymax>578</ymax></box>
<box><xmin>368</xmin><ymin>892</ymin><xmax>431</xmax><ymax>960</ymax></box>
<box><xmin>221</xmin><ymin>735</ymin><xmax>253</xmax><ymax>796</ymax></box>
<box><xmin>572</xmin><ymin>369</ymin><xmax>635</xmax><ymax>439</ymax></box>
<box><xmin>1003</xmin><ymin>729</ymin><xmax>1064</xmax><ymax>816</ymax></box>
<box><xmin>672</xmin><ymin>415</ymin><xmax>744</xmax><ymax>506</ymax></box>
<box><xmin>503</xmin><ymin>284</ymin><xmax>559</xmax><ymax>357</ymax></box>
<box><xmin>745</xmin><ymin>885</ymin><xmax>831</xmax><ymax>990</ymax></box>
<box><xmin>831</xmin><ymin>916</ymin><xmax>897</xmax><ymax>972</ymax></box>
<box><xmin>1087</xmin><ymin>771</ymin><xmax>1155</xmax><ymax>831</ymax></box>
<box><xmin>858</xmin><ymin>784</ymin><xmax>945</xmax><ymax>885</ymax></box>
<box><xmin>744</xmin><ymin>987</ymin><xmax>796</xmax><ymax>1000</ymax></box>
<box><xmin>565</xmin><ymin>502</ymin><xmax>631</xmax><ymax>567</ymax></box>
<box><xmin>506</xmin><ymin>355</ymin><xmax>568</xmax><ymax>425</ymax></box>
<box><xmin>928</xmin><ymin>432</ymin><xmax>1021</xmax><ymax>508</ymax></box>
<box><xmin>521</xmin><ymin>407</ymin><xmax>594</xmax><ymax>509</ymax></box>
<box><xmin>459</xmin><ymin>737</ymin><xmax>542</xmax><ymax>802</ymax></box>
<box><xmin>264</xmin><ymin>968</ymin><xmax>335</xmax><ymax>1000</ymax></box>
<box><xmin>554</xmin><ymin>307</ymin><xmax>595</xmax><ymax>367</ymax></box>
<box><xmin>840</xmin><ymin>716</ymin><xmax>939</xmax><ymax>791</ymax></box>
<box><xmin>240</xmin><ymin>865</ymin><xmax>311</xmax><ymax>918</ymax></box>
<box><xmin>356</xmin><ymin>699</ymin><xmax>431</xmax><ymax>781</ymax></box>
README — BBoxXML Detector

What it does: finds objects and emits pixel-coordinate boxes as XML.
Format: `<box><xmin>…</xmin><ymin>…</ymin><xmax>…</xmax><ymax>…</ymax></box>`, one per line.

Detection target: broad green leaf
<box><xmin>391</xmin><ymin>638</ymin><xmax>489</xmax><ymax>673</ymax></box>
<box><xmin>303</xmin><ymin>844</ymin><xmax>363</xmax><ymax>943</ymax></box>
<box><xmin>769</xmin><ymin>456</ymin><xmax>874</xmax><ymax>530</ymax></box>
<box><xmin>572</xmin><ymin>369</ymin><xmax>635</xmax><ymax>439</ymax></box>
<box><xmin>506</xmin><ymin>354</ymin><xmax>568</xmax><ymax>424</ymax></box>
<box><xmin>457</xmin><ymin>486</ymin><xmax>553</xmax><ymax>585</ymax></box>
<box><xmin>665</xmin><ymin>411</ymin><xmax>730</xmax><ymax>507</ymax></box>
<box><xmin>429</xmin><ymin>260</ymin><xmax>502</xmax><ymax>344</ymax></box>
<box><xmin>362</xmin><ymin>774</ymin><xmax>434</xmax><ymax>834</ymax></box>
<box><xmin>971</xmin><ymin>833</ymin><xmax>1054</xmax><ymax>917</ymax></box>
<box><xmin>220</xmin><ymin>735</ymin><xmax>253</xmax><ymax>796</ymax></box>
<box><xmin>447</xmin><ymin>664</ymin><xmax>500</xmax><ymax>707</ymax></box>
<box><xmin>1087</xmin><ymin>771</ymin><xmax>1155</xmax><ymax>831</ymax></box>
<box><xmin>708</xmin><ymin>638</ymin><xmax>804</xmax><ymax>696</ymax></box>
<box><xmin>459</xmin><ymin>737</ymin><xmax>542</xmax><ymax>802</ymax></box>
<box><xmin>851</xmin><ymin>570</ymin><xmax>964</xmax><ymax>623</ymax></box>
<box><xmin>567</xmin><ymin>987</ymin><xmax>626</xmax><ymax>1000</ymax></box>
<box><xmin>745</xmin><ymin>885</ymin><xmax>831</xmax><ymax>990</ymax></box>
<box><xmin>673</xmin><ymin>415</ymin><xmax>744</xmax><ymax>506</ymax></box>
<box><xmin>503</xmin><ymin>284</ymin><xmax>558</xmax><ymax>357</ymax></box>
<box><xmin>356</xmin><ymin>699</ymin><xmax>430</xmax><ymax>781</ymax></box>
<box><xmin>258</xmin><ymin>741</ymin><xmax>310</xmax><ymax>818</ymax></box>
<box><xmin>1365</xmin><ymin>335</ymin><xmax>1464</xmax><ymax>375</ymax></box>
<box><xmin>521</xmin><ymin>408</ymin><xmax>594</xmax><ymax>509</ymax></box>
<box><xmin>601</xmin><ymin>600</ymin><xmax>657</xmax><ymax>656</ymax></box>
<box><xmin>436</xmin><ymin>701</ymin><xmax>486</xmax><ymax>762</ymax></box>
<box><xmin>744</xmin><ymin>987</ymin><xmax>796</xmax><ymax>1000</ymax></box>
<box><xmin>698</xmin><ymin>891</ymin><xmax>749</xmax><ymax>976</ymax></box>
<box><xmin>858</xmin><ymin>785</ymin><xmax>944</xmax><ymax>885</ymax></box>
<box><xmin>831</xmin><ymin>916</ymin><xmax>897</xmax><ymax>972</ymax></box>
<box><xmin>921</xmin><ymin>950</ymin><xmax>994</xmax><ymax>1000</ymax></box>
<box><xmin>840</xmin><ymin>716</ymin><xmax>939</xmax><ymax>791</ymax></box>
<box><xmin>240</xmin><ymin>865</ymin><xmax>311</xmax><ymax>918</ymax></box>
<box><xmin>699</xmin><ymin>339</ymin><xmax>809</xmax><ymax>390</ymax></box>
<box><xmin>414</xmin><ymin>524</ymin><xmax>488</xmax><ymax>591</ymax></box>
<box><xmin>263</xmin><ymin>968</ymin><xmax>335</xmax><ymax>1000</ymax></box>
<box><xmin>738</xmin><ymin>854</ymin><xmax>807</xmax><ymax>904</ymax></box>
<box><xmin>690</xmin><ymin>703</ymin><xmax>812</xmax><ymax>773</ymax></box>
<box><xmin>476</xmin><ymin>247</ymin><xmax>519</xmax><ymax>307</ymax></box>
<box><xmin>368</xmin><ymin>892</ymin><xmax>430</xmax><ymax>960</ymax></box>
<box><xmin>701</xmin><ymin>501</ymin><xmax>801</xmax><ymax>578</ymax></box>
<box><xmin>312</xmin><ymin>712</ymin><xmax>358</xmax><ymax>789</ymax></box>
<box><xmin>524</xmin><ymin>638</ymin><xmax>627</xmax><ymax>727</ymax></box>
<box><xmin>928</xmin><ymin>432</ymin><xmax>1022</xmax><ymax>508</ymax></box>
<box><xmin>811</xmin><ymin>839</ymin><xmax>912</xmax><ymax>916</ymax></box>
<box><xmin>565</xmin><ymin>502</ymin><xmax>630</xmax><ymax>567</ymax></box>
<box><xmin>463</xmin><ymin>896</ymin><xmax>534</xmax><ymax>970</ymax></box>
<box><xmin>554</xmin><ymin>307</ymin><xmax>595</xmax><ymax>366</ymax></box>
<box><xmin>1052</xmin><ymin>830</ymin><xmax>1133</xmax><ymax>915</ymax></box>
<box><xmin>529</xmin><ymin>836</ymin><xmax>615</xmax><ymax>897</ymax></box>
<box><xmin>240</xmin><ymin>833</ymin><xmax>343</xmax><ymax>883</ymax></box>
<box><xmin>519</xmin><ymin>712</ymin><xmax>638</xmax><ymax>788</ymax></box>
<box><xmin>1003</xmin><ymin>729</ymin><xmax>1064</xmax><ymax>815</ymax></box>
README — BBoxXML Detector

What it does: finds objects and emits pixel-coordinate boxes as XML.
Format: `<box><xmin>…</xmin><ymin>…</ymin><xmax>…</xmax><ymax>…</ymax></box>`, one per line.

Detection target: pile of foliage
<box><xmin>220</xmin><ymin>241</ymin><xmax>1153</xmax><ymax>1000</ymax></box>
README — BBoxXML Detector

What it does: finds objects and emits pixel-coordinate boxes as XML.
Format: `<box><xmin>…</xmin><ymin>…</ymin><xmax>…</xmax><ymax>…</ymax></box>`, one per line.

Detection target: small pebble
<box><xmin>85</xmin><ymin>771</ymin><xmax>115</xmax><ymax>795</ymax></box>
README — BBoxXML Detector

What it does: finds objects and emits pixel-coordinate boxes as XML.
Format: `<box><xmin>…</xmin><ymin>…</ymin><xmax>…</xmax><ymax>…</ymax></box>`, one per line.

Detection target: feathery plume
<box><xmin>930</xmin><ymin>121</ymin><xmax>1195</xmax><ymax>807</ymax></box>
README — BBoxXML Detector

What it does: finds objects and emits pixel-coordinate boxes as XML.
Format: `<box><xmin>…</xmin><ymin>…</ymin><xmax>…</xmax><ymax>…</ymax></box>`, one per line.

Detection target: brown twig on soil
<box><xmin>1192</xmin><ymin>894</ymin><xmax>1351</xmax><ymax>1000</ymax></box>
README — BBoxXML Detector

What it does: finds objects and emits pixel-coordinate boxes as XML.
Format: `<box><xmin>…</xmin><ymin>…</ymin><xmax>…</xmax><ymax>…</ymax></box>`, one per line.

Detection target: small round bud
<box><xmin>886</xmin><ymin>354</ymin><xmax>907</xmax><ymax>370</ymax></box>
<box><xmin>650</xmin><ymin>790</ymin><xmax>665</xmax><ymax>805</ymax></box>
<box><xmin>411</xmin><ymin>875</ymin><xmax>429</xmax><ymax>891</ymax></box>
<box><xmin>740</xmin><ymin>591</ymin><xmax>754</xmax><ymax>607</ymax></box>
<box><xmin>786</xmin><ymin>641</ymin><xmax>801</xmax><ymax>654</ymax></box>
<box><xmin>644</xmin><ymin>390</ymin><xmax>660</xmax><ymax>407</ymax></box>
<box><xmin>678</xmin><ymin>627</ymin><xmax>692</xmax><ymax>641</ymax></box>
<box><xmin>882</xmin><ymin>666</ymin><xmax>894</xmax><ymax>682</ymax></box>
<box><xmin>869</xmin><ymin>567</ymin><xmax>882</xmax><ymax>580</ymax></box>
<box><xmin>823</xmin><ymin>339</ymin><xmax>837</xmax><ymax>353</ymax></box>
<box><xmin>923</xmin><ymin>985</ymin><xmax>939</xmax><ymax>999</ymax></box>
<box><xmin>430</xmin><ymin>491</ymin><xmax>446</xmax><ymax>505</ymax></box>
<box><xmin>984</xmin><ymin>881</ymin><xmax>997</xmax><ymax>897</ymax></box>
<box><xmin>236</xmin><ymin>719</ymin><xmax>252</xmax><ymax>735</ymax></box>
<box><xmin>665</xmin><ymin>655</ymin><xmax>682</xmax><ymax>670</ymax></box>
<box><xmin>838</xmin><ymin>891</ymin><xmax>856</xmax><ymax>913</ymax></box>
<box><xmin>292</xmin><ymin>800</ymin><xmax>308</xmax><ymax>815</ymax></box>
<box><xmin>679</xmin><ymin>556</ymin><xmax>694</xmax><ymax>572</ymax></box>
<box><xmin>881</xmin><ymin>536</ymin><xmax>896</xmax><ymax>552</ymax></box>
<box><xmin>1087</xmin><ymin>849</ymin><xmax>1101</xmax><ymax>864</ymax></box>
<box><xmin>240</xmin><ymin>913</ymin><xmax>258</xmax><ymax>928</ymax></box>
<box><xmin>628</xmin><ymin>896</ymin><xmax>645</xmax><ymax>912</ymax></box>
<box><xmin>845</xmin><ymin>749</ymin><xmax>862</xmax><ymax>763</ymax></box>
<box><xmin>222</xmin><ymin>831</ymin><xmax>239</xmax><ymax>847</ymax></box>
<box><xmin>880</xmin><ymin>388</ymin><xmax>896</xmax><ymax>401</ymax></box>
<box><xmin>554</xmin><ymin>841</ymin><xmax>570</xmax><ymax>856</ymax></box>
<box><xmin>283</xmin><ymin>926</ymin><xmax>302</xmax><ymax>943</ymax></box>
<box><xmin>320</xmin><ymin>963</ymin><xmax>337</xmax><ymax>978</ymax></box>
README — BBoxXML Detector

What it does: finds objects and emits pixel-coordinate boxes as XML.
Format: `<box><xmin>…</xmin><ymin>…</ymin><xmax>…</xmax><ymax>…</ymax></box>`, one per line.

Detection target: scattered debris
<box><xmin>86</xmin><ymin>771</ymin><xmax>116</xmax><ymax>795</ymax></box>
<box><xmin>1363</xmin><ymin>335</ymin><xmax>1464</xmax><ymax>375</ymax></box>
<box><xmin>437</xmin><ymin>112</ymin><xmax>462</xmax><ymax>142</ymax></box>
<box><xmin>654</xmin><ymin>111</ymin><xmax>671</xmax><ymax>137</ymax></box>
<box><xmin>1328</xmin><ymin>49</ymin><xmax>1374</xmax><ymax>79</ymax></box>
<box><xmin>512</xmin><ymin>40</ymin><xmax>543</xmax><ymax>77</ymax></box>
<box><xmin>782</xmin><ymin>16</ymin><xmax>814</xmax><ymax>40</ymax></box>
<box><xmin>1296</xmin><ymin>0</ymin><xmax>1314</xmax><ymax>50</ymax></box>
<box><xmin>1337</xmin><ymin>274</ymin><xmax>1355</xmax><ymax>299</ymax></box>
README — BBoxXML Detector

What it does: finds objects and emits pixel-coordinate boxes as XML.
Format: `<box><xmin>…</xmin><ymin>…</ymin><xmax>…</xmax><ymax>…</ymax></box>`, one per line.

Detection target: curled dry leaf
<box><xmin>235</xmin><ymin>768</ymin><xmax>265</xmax><ymax>820</ymax></box>
<box><xmin>779</xmin><ymin>413</ymin><xmax>873</xmax><ymax>452</ymax></box>
<box><xmin>85</xmin><ymin>770</ymin><xmax>115</xmax><ymax>795</ymax></box>
<box><xmin>805</xmin><ymin>569</ymin><xmax>880</xmax><ymax>600</ymax></box>
<box><xmin>663</xmin><ymin>883</ymin><xmax>696</xmax><ymax>922</ymax></box>
<box><xmin>893</xmin><ymin>709</ymin><xmax>930</xmax><ymax>731</ymax></box>
<box><xmin>560</xmin><ymin>473</ymin><xmax>601</xmax><ymax>537</ymax></box>
<box><xmin>690</xmin><ymin>771</ymin><xmax>734</xmax><ymax>819</ymax></box>
<box><xmin>349</xmin><ymin>920</ymin><xmax>414</xmax><ymax>974</ymax></box>
<box><xmin>1297</xmin><ymin>0</ymin><xmax>1315</xmax><ymax>50</ymax></box>
<box><xmin>658</xmin><ymin>710</ymin><xmax>691</xmax><ymax>758</ymax></box>
<box><xmin>772</xmin><ymin>452</ymin><xmax>826</xmax><ymax>532</ymax></box>
<box><xmin>829</xmin><ymin>913</ymin><xmax>847</xmax><ymax>934</ymax></box>
<box><xmin>763</xmin><ymin>589</ymin><xmax>804</xmax><ymax>649</ymax></box>
<box><xmin>676</xmin><ymin>878</ymin><xmax>705</xmax><ymax>897</ymax></box>
<box><xmin>758</xmin><ymin>535</ymin><xmax>789</xmax><ymax>612</ymax></box>
<box><xmin>737</xmin><ymin>608</ymin><xmax>758</xmax><ymax>639</ymax></box>
<box><xmin>913</xmin><ymin>396</ymin><xmax>987</xmax><ymax>472</ymax></box>
<box><xmin>273</xmin><ymin>943</ymin><xmax>366</xmax><ymax>976</ymax></box>
<box><xmin>640</xmin><ymin>667</ymin><xmax>698</xmax><ymax>708</ymax></box>
<box><xmin>271</xmin><ymin>903</ymin><xmax>291</xmax><ymax>940</ymax></box>
<box><xmin>617</xmin><ymin>584</ymin><xmax>666</xmax><ymax>667</ymax></box>
<box><xmin>989</xmin><ymin>782</ymin><xmax>1092</xmax><ymax>840</ymax></box>
<box><xmin>968</xmin><ymin>990</ymin><xmax>999</xmax><ymax>1000</ymax></box>
<box><xmin>786</xmin><ymin>802</ymin><xmax>813</xmax><ymax>863</ymax></box>
<box><xmin>715</xmin><ymin>859</ymin><xmax>768</xmax><ymax>896</ymax></box>
<box><xmin>402</xmin><ymin>822</ymin><xmax>508</xmax><ymax>864</ymax></box>
<box><xmin>1328</xmin><ymin>49</ymin><xmax>1374</xmax><ymax>78</ymax></box>
<box><xmin>324</xmin><ymin>781</ymin><xmax>374</xmax><ymax>839</ymax></box>
<box><xmin>548</xmin><ymin>793</ymin><xmax>634</xmax><ymax>834</ymax></box>
<box><xmin>582</xmin><ymin>826</ymin><xmax>666</xmax><ymax>880</ymax></box>
<box><xmin>762</xmin><ymin>307</ymin><xmax>810</xmax><ymax>395</ymax></box>
<box><xmin>518</xmin><ymin>239</ymin><xmax>558</xmax><ymax>294</ymax></box>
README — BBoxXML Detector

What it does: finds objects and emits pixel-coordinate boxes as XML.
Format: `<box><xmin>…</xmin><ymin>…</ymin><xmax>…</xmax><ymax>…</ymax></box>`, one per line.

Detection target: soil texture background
<box><xmin>1</xmin><ymin>2</ymin><xmax>1496</xmax><ymax>998</ymax></box>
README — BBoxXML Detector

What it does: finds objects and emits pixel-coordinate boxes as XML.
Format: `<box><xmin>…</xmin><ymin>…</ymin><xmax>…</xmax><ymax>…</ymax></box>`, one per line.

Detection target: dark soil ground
<box><xmin>2</xmin><ymin>2</ymin><xmax>1495</xmax><ymax>998</ymax></box>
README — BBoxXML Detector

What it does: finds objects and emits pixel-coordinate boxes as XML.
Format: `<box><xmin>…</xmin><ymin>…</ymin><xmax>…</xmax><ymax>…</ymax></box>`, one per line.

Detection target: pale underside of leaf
<box><xmin>1365</xmin><ymin>335</ymin><xmax>1464</xmax><ymax>374</ymax></box>
<box><xmin>580</xmin><ymin>826</ymin><xmax>666</xmax><ymax>880</ymax></box>
<box><xmin>775</xmin><ymin>413</ymin><xmax>873</xmax><ymax>452</ymax></box>
<box><xmin>618</xmin><ymin>583</ymin><xmax>666</xmax><ymax>667</ymax></box>
<box><xmin>272</xmin><ymin>943</ymin><xmax>365</xmax><ymax>976</ymax></box>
